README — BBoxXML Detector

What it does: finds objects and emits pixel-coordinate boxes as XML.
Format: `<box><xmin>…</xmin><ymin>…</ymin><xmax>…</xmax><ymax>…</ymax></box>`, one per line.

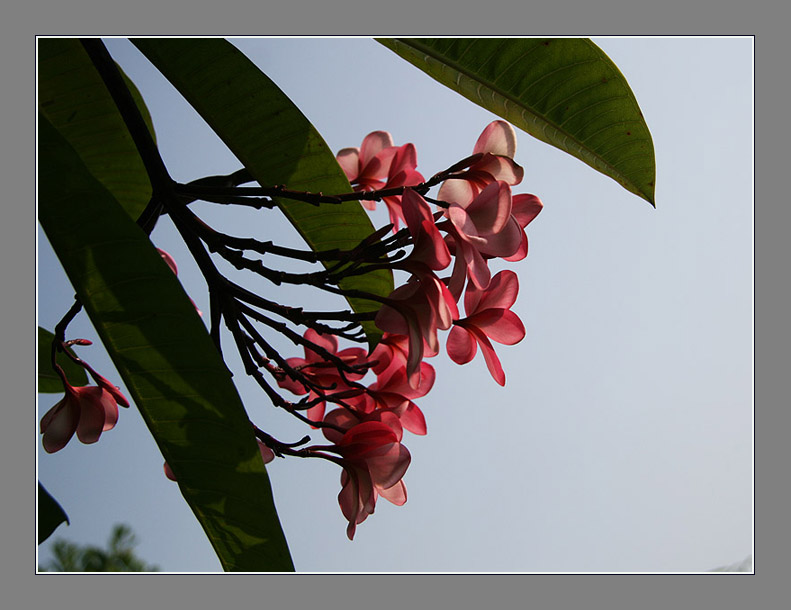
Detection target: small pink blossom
<box><xmin>40</xmin><ymin>382</ymin><xmax>127</xmax><ymax>453</ymax></box>
<box><xmin>317</xmin><ymin>412</ymin><xmax>410</xmax><ymax>540</ymax></box>
<box><xmin>336</xmin><ymin>133</ymin><xmax>425</xmax><ymax>230</ymax></box>
<box><xmin>441</xmin><ymin>180</ymin><xmax>523</xmax><ymax>298</ymax></box>
<box><xmin>446</xmin><ymin>270</ymin><xmax>525</xmax><ymax>386</ymax></box>
<box><xmin>336</xmin><ymin>131</ymin><xmax>398</xmax><ymax>192</ymax></box>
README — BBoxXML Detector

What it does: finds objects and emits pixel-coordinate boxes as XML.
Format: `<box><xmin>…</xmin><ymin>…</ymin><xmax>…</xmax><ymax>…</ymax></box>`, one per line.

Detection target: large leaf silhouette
<box><xmin>38</xmin><ymin>38</ymin><xmax>155</xmax><ymax>220</ymax></box>
<box><xmin>378</xmin><ymin>38</ymin><xmax>655</xmax><ymax>205</ymax></box>
<box><xmin>131</xmin><ymin>38</ymin><xmax>394</xmax><ymax>345</ymax></box>
<box><xmin>38</xmin><ymin>113</ymin><xmax>294</xmax><ymax>571</ymax></box>
<box><xmin>38</xmin><ymin>482</ymin><xmax>69</xmax><ymax>544</ymax></box>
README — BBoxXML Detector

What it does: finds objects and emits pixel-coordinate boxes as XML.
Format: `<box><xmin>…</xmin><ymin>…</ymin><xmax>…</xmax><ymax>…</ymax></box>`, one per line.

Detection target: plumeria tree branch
<box><xmin>45</xmin><ymin>43</ymin><xmax>545</xmax><ymax>543</ymax></box>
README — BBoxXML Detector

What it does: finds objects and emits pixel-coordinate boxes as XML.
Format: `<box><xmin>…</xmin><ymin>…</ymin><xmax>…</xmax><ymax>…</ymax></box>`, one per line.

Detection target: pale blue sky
<box><xmin>37</xmin><ymin>37</ymin><xmax>753</xmax><ymax>572</ymax></box>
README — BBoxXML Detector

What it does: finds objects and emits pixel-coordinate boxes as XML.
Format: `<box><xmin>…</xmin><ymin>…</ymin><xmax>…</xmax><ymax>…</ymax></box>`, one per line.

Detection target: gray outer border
<box><xmin>9</xmin><ymin>1</ymin><xmax>775</xmax><ymax>608</ymax></box>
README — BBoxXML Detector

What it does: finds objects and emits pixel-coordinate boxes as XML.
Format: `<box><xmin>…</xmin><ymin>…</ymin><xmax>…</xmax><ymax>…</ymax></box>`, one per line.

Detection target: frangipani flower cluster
<box><xmin>269</xmin><ymin>120</ymin><xmax>543</xmax><ymax>538</ymax></box>
<box><xmin>41</xmin><ymin>120</ymin><xmax>542</xmax><ymax>543</ymax></box>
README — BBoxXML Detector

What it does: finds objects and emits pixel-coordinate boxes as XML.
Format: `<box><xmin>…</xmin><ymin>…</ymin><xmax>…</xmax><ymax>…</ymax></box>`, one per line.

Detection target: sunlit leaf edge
<box><xmin>377</xmin><ymin>37</ymin><xmax>656</xmax><ymax>205</ymax></box>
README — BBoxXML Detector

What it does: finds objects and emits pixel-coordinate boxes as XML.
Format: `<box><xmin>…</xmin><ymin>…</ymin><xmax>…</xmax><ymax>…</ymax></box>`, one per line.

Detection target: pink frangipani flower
<box><xmin>40</xmin><ymin>381</ymin><xmax>127</xmax><ymax>453</ymax></box>
<box><xmin>336</xmin><ymin>131</ymin><xmax>398</xmax><ymax>193</ymax></box>
<box><xmin>446</xmin><ymin>270</ymin><xmax>526</xmax><ymax>386</ymax></box>
<box><xmin>441</xmin><ymin>180</ymin><xmax>523</xmax><ymax>298</ymax></box>
<box><xmin>318</xmin><ymin>411</ymin><xmax>410</xmax><ymax>540</ymax></box>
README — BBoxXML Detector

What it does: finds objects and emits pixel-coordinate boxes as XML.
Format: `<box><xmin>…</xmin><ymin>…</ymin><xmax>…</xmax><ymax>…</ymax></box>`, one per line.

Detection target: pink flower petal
<box><xmin>336</xmin><ymin>148</ymin><xmax>361</xmax><ymax>182</ymax></box>
<box><xmin>469</xmin><ymin>326</ymin><xmax>506</xmax><ymax>386</ymax></box>
<box><xmin>74</xmin><ymin>387</ymin><xmax>115</xmax><ymax>444</ymax></box>
<box><xmin>511</xmin><ymin>193</ymin><xmax>543</xmax><ymax>228</ymax></box>
<box><xmin>388</xmin><ymin>143</ymin><xmax>418</xmax><ymax>177</ymax></box>
<box><xmin>90</xmin><ymin>372</ymin><xmax>130</xmax><ymax>408</ymax></box>
<box><xmin>157</xmin><ymin>248</ymin><xmax>179</xmax><ymax>275</ymax></box>
<box><xmin>359</xmin><ymin>131</ymin><xmax>394</xmax><ymax>167</ymax></box>
<box><xmin>303</xmin><ymin>328</ymin><xmax>338</xmax><ymax>361</ymax></box>
<box><xmin>447</xmin><ymin>203</ymin><xmax>482</xmax><ymax>242</ymax></box>
<box><xmin>41</xmin><ymin>396</ymin><xmax>79</xmax><ymax>454</ymax></box>
<box><xmin>305</xmin><ymin>398</ymin><xmax>327</xmax><ymax>426</ymax></box>
<box><xmin>257</xmin><ymin>440</ymin><xmax>276</xmax><ymax>464</ymax></box>
<box><xmin>502</xmin><ymin>230</ymin><xmax>528</xmax><ymax>262</ymax></box>
<box><xmin>459</xmin><ymin>238</ymin><xmax>492</xmax><ymax>291</ymax></box>
<box><xmin>466</xmin><ymin>181</ymin><xmax>512</xmax><ymax>236</ymax></box>
<box><xmin>446</xmin><ymin>325</ymin><xmax>477</xmax><ymax>365</ymax></box>
<box><xmin>470</xmin><ymin>154</ymin><xmax>524</xmax><ymax>186</ymax></box>
<box><xmin>164</xmin><ymin>462</ymin><xmax>178</xmax><ymax>481</ymax></box>
<box><xmin>473</xmin><ymin>120</ymin><xmax>518</xmax><ymax>158</ymax></box>
<box><xmin>395</xmin><ymin>401</ymin><xmax>427</xmax><ymax>436</ymax></box>
<box><xmin>437</xmin><ymin>178</ymin><xmax>476</xmax><ymax>207</ymax></box>
<box><xmin>375</xmin><ymin>360</ymin><xmax>436</xmax><ymax>401</ymax></box>
<box><xmin>467</xmin><ymin>309</ymin><xmax>525</xmax><ymax>345</ymax></box>
<box><xmin>478</xmin><ymin>216</ymin><xmax>524</xmax><ymax>259</ymax></box>
<box><xmin>471</xmin><ymin>269</ymin><xmax>519</xmax><ymax>313</ymax></box>
<box><xmin>366</xmin><ymin>442</ymin><xmax>411</xmax><ymax>490</ymax></box>
<box><xmin>378</xmin><ymin>479</ymin><xmax>407</xmax><ymax>506</ymax></box>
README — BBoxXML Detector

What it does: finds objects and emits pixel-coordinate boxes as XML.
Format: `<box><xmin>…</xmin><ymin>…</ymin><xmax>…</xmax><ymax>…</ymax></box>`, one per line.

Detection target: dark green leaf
<box><xmin>38</xmin><ymin>113</ymin><xmax>293</xmax><ymax>572</ymax></box>
<box><xmin>378</xmin><ymin>38</ymin><xmax>656</xmax><ymax>205</ymax></box>
<box><xmin>38</xmin><ymin>38</ymin><xmax>155</xmax><ymax>220</ymax></box>
<box><xmin>131</xmin><ymin>38</ymin><xmax>393</xmax><ymax>345</ymax></box>
<box><xmin>38</xmin><ymin>482</ymin><xmax>69</xmax><ymax>544</ymax></box>
<box><xmin>38</xmin><ymin>326</ymin><xmax>89</xmax><ymax>392</ymax></box>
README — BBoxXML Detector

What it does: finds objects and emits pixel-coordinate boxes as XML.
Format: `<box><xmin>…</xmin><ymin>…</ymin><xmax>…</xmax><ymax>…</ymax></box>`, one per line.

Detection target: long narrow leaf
<box><xmin>38</xmin><ymin>113</ymin><xmax>294</xmax><ymax>572</ymax></box>
<box><xmin>378</xmin><ymin>38</ymin><xmax>656</xmax><ymax>205</ymax></box>
<box><xmin>131</xmin><ymin>38</ymin><xmax>394</xmax><ymax>345</ymax></box>
<box><xmin>38</xmin><ymin>38</ymin><xmax>155</xmax><ymax>220</ymax></box>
